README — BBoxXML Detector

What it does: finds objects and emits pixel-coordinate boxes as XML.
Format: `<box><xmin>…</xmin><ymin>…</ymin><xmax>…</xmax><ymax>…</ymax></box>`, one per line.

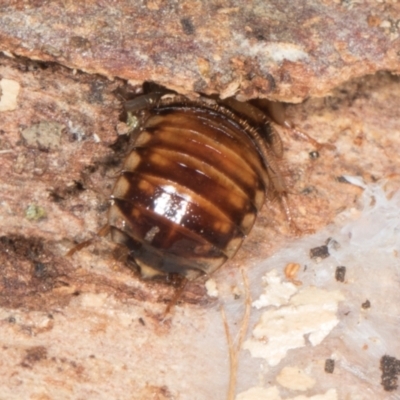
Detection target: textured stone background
<box><xmin>1</xmin><ymin>1</ymin><xmax>400</xmax><ymax>101</ymax></box>
<box><xmin>1</xmin><ymin>2</ymin><xmax>400</xmax><ymax>399</ymax></box>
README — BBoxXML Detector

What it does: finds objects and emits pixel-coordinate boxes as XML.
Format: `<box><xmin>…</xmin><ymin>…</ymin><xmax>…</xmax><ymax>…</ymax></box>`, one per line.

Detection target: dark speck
<box><xmin>181</xmin><ymin>18</ymin><xmax>195</xmax><ymax>35</ymax></box>
<box><xmin>362</xmin><ymin>300</ymin><xmax>371</xmax><ymax>309</ymax></box>
<box><xmin>381</xmin><ymin>355</ymin><xmax>400</xmax><ymax>391</ymax></box>
<box><xmin>89</xmin><ymin>81</ymin><xmax>105</xmax><ymax>103</ymax></box>
<box><xmin>73</xmin><ymin>180</ymin><xmax>85</xmax><ymax>191</ymax></box>
<box><xmin>324</xmin><ymin>359</ymin><xmax>335</xmax><ymax>373</ymax></box>
<box><xmin>336</xmin><ymin>176</ymin><xmax>351</xmax><ymax>184</ymax></box>
<box><xmin>34</xmin><ymin>262</ymin><xmax>47</xmax><ymax>278</ymax></box>
<box><xmin>70</xmin><ymin>36</ymin><xmax>91</xmax><ymax>50</ymax></box>
<box><xmin>265</xmin><ymin>73</ymin><xmax>276</xmax><ymax>92</ymax></box>
<box><xmin>48</xmin><ymin>190</ymin><xmax>64</xmax><ymax>202</ymax></box>
<box><xmin>21</xmin><ymin>346</ymin><xmax>48</xmax><ymax>368</ymax></box>
<box><xmin>310</xmin><ymin>245</ymin><xmax>330</xmax><ymax>261</ymax></box>
<box><xmin>335</xmin><ymin>266</ymin><xmax>346</xmax><ymax>282</ymax></box>
<box><xmin>301</xmin><ymin>186</ymin><xmax>314</xmax><ymax>195</ymax></box>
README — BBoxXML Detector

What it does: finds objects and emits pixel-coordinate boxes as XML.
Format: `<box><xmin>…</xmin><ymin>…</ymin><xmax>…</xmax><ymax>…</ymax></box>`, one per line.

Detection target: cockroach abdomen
<box><xmin>109</xmin><ymin>94</ymin><xmax>278</xmax><ymax>280</ymax></box>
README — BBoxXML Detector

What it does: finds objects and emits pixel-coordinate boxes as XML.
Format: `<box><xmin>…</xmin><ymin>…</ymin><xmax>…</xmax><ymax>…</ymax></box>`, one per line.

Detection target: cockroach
<box><xmin>110</xmin><ymin>90</ymin><xmax>288</xmax><ymax>279</ymax></box>
<box><xmin>68</xmin><ymin>84</ymin><xmax>325</xmax><ymax>307</ymax></box>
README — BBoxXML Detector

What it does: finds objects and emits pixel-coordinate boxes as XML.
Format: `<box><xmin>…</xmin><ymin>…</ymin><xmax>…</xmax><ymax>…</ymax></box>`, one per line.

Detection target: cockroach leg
<box><xmin>280</xmin><ymin>193</ymin><xmax>314</xmax><ymax>236</ymax></box>
<box><xmin>124</xmin><ymin>92</ymin><xmax>163</xmax><ymax>113</ymax></box>
<box><xmin>283</xmin><ymin>120</ymin><xmax>336</xmax><ymax>151</ymax></box>
<box><xmin>253</xmin><ymin>99</ymin><xmax>335</xmax><ymax>151</ymax></box>
<box><xmin>163</xmin><ymin>275</ymin><xmax>189</xmax><ymax>316</ymax></box>
<box><xmin>66</xmin><ymin>224</ymin><xmax>110</xmax><ymax>257</ymax></box>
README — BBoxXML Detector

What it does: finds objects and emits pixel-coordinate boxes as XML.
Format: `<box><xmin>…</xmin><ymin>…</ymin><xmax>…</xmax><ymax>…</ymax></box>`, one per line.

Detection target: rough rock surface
<box><xmin>1</xmin><ymin>2</ymin><xmax>400</xmax><ymax>399</ymax></box>
<box><xmin>1</xmin><ymin>1</ymin><xmax>400</xmax><ymax>101</ymax></box>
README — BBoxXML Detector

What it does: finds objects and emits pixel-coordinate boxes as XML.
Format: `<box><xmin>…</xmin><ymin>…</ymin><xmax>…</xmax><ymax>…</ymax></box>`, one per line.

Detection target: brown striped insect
<box><xmin>68</xmin><ymin>84</ymin><xmax>319</xmax><ymax>306</ymax></box>
<box><xmin>107</xmin><ymin>89</ymin><xmax>291</xmax><ymax>280</ymax></box>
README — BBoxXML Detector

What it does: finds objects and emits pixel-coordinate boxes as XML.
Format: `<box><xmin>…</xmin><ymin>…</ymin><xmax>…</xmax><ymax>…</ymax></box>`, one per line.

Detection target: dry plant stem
<box><xmin>221</xmin><ymin>307</ymin><xmax>234</xmax><ymax>400</ymax></box>
<box><xmin>222</xmin><ymin>269</ymin><xmax>252</xmax><ymax>400</ymax></box>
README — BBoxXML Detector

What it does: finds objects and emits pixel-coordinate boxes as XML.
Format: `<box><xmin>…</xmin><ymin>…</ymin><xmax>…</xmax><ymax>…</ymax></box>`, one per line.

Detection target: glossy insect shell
<box><xmin>109</xmin><ymin>96</ymin><xmax>277</xmax><ymax>280</ymax></box>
